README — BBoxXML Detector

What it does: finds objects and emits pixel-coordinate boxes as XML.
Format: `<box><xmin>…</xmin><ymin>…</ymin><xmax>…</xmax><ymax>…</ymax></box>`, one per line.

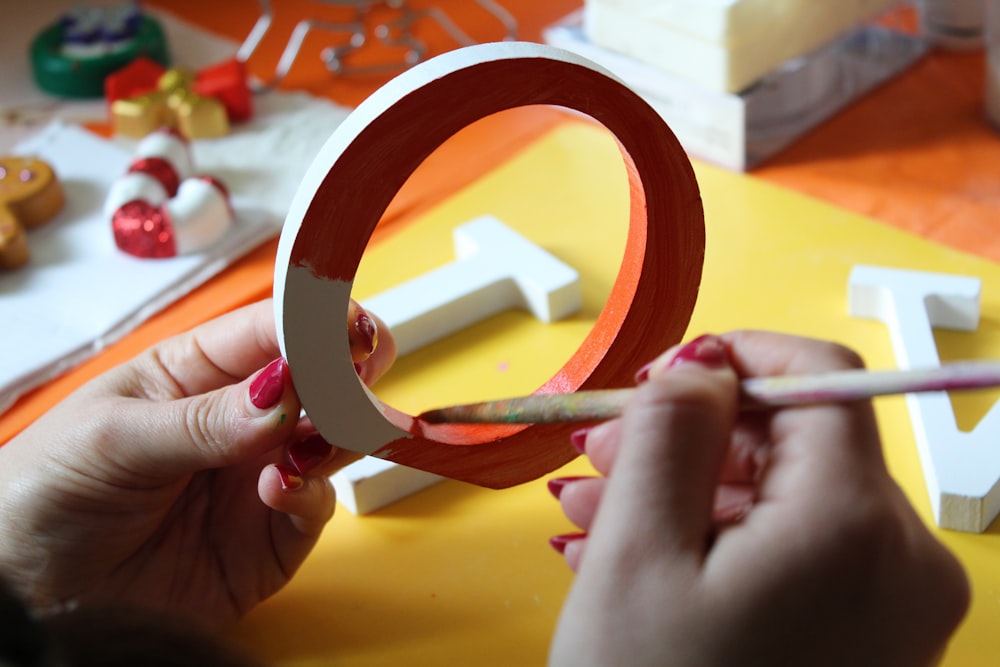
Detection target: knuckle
<box><xmin>181</xmin><ymin>395</ymin><xmax>229</xmax><ymax>463</ymax></box>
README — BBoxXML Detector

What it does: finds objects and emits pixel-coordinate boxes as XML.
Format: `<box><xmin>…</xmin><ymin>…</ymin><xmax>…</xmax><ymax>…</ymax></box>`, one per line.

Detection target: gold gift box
<box><xmin>111</xmin><ymin>68</ymin><xmax>229</xmax><ymax>140</ymax></box>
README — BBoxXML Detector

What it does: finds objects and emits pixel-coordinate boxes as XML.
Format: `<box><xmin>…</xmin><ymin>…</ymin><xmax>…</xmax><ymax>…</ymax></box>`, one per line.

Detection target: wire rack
<box><xmin>236</xmin><ymin>0</ymin><xmax>517</xmax><ymax>90</ymax></box>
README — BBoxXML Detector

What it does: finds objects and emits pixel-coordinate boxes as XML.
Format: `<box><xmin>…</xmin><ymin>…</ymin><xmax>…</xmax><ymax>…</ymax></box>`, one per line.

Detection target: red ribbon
<box><xmin>104</xmin><ymin>56</ymin><xmax>253</xmax><ymax>123</ymax></box>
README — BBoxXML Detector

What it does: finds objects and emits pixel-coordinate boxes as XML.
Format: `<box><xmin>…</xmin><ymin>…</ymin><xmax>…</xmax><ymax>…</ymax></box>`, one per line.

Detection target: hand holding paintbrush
<box><xmin>547</xmin><ymin>331</ymin><xmax>968</xmax><ymax>666</ymax></box>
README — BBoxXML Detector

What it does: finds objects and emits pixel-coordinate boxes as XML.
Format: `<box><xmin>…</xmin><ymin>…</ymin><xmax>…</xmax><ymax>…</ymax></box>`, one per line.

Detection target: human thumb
<box><xmin>117</xmin><ymin>357</ymin><xmax>301</xmax><ymax>479</ymax></box>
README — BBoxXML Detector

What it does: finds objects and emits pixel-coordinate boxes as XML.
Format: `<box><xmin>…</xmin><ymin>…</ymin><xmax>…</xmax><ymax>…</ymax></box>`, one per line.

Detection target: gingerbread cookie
<box><xmin>0</xmin><ymin>157</ymin><xmax>65</xmax><ymax>270</ymax></box>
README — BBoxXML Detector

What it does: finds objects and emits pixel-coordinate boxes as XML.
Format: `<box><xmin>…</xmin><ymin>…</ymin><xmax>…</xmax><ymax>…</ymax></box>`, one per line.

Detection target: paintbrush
<box><xmin>418</xmin><ymin>360</ymin><xmax>1000</xmax><ymax>424</ymax></box>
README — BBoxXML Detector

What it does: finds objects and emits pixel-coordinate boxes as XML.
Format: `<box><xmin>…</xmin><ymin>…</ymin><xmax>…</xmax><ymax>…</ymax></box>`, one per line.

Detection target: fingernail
<box><xmin>250</xmin><ymin>358</ymin><xmax>288</xmax><ymax>409</ymax></box>
<box><xmin>570</xmin><ymin>428</ymin><xmax>590</xmax><ymax>454</ymax></box>
<box><xmin>351</xmin><ymin>309</ymin><xmax>378</xmax><ymax>358</ymax></box>
<box><xmin>549</xmin><ymin>532</ymin><xmax>586</xmax><ymax>555</ymax></box>
<box><xmin>668</xmin><ymin>334</ymin><xmax>727</xmax><ymax>369</ymax></box>
<box><xmin>275</xmin><ymin>464</ymin><xmax>304</xmax><ymax>491</ymax></box>
<box><xmin>634</xmin><ymin>361</ymin><xmax>654</xmax><ymax>384</ymax></box>
<box><xmin>289</xmin><ymin>433</ymin><xmax>334</xmax><ymax>475</ymax></box>
<box><xmin>547</xmin><ymin>476</ymin><xmax>590</xmax><ymax>500</ymax></box>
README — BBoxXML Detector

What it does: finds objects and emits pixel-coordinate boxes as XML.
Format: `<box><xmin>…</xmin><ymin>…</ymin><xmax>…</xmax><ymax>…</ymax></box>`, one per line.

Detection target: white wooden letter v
<box><xmin>849</xmin><ymin>265</ymin><xmax>1000</xmax><ymax>533</ymax></box>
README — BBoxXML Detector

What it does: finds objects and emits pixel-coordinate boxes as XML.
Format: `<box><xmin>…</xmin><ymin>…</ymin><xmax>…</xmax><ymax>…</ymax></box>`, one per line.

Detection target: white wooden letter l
<box><xmin>331</xmin><ymin>215</ymin><xmax>582</xmax><ymax>514</ymax></box>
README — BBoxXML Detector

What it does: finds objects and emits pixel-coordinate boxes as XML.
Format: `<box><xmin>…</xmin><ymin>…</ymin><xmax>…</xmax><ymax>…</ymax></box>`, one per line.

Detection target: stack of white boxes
<box><xmin>545</xmin><ymin>1</ymin><xmax>927</xmax><ymax>170</ymax></box>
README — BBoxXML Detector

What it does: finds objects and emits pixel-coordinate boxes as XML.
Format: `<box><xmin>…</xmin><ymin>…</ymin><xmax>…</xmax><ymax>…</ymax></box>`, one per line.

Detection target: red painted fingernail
<box><xmin>353</xmin><ymin>309</ymin><xmax>378</xmax><ymax>357</ymax></box>
<box><xmin>634</xmin><ymin>361</ymin><xmax>654</xmax><ymax>383</ymax></box>
<box><xmin>275</xmin><ymin>464</ymin><xmax>303</xmax><ymax>491</ymax></box>
<box><xmin>669</xmin><ymin>334</ymin><xmax>728</xmax><ymax>369</ymax></box>
<box><xmin>570</xmin><ymin>428</ymin><xmax>590</xmax><ymax>454</ymax></box>
<box><xmin>549</xmin><ymin>532</ymin><xmax>586</xmax><ymax>555</ymax></box>
<box><xmin>547</xmin><ymin>476</ymin><xmax>590</xmax><ymax>500</ymax></box>
<box><xmin>289</xmin><ymin>433</ymin><xmax>334</xmax><ymax>475</ymax></box>
<box><xmin>250</xmin><ymin>358</ymin><xmax>288</xmax><ymax>409</ymax></box>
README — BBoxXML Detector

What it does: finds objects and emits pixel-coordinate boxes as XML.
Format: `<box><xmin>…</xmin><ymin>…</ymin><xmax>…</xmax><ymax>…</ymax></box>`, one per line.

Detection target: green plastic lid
<box><xmin>31</xmin><ymin>14</ymin><xmax>171</xmax><ymax>99</ymax></box>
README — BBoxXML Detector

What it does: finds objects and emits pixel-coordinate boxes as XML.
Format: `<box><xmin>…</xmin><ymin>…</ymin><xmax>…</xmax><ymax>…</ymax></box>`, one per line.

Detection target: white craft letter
<box><xmin>848</xmin><ymin>265</ymin><xmax>1000</xmax><ymax>532</ymax></box>
<box><xmin>362</xmin><ymin>215</ymin><xmax>582</xmax><ymax>356</ymax></box>
<box><xmin>332</xmin><ymin>216</ymin><xmax>582</xmax><ymax>514</ymax></box>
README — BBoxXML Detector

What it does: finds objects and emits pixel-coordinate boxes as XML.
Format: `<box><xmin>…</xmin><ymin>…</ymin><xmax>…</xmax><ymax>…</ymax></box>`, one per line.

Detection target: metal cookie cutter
<box><xmin>236</xmin><ymin>0</ymin><xmax>517</xmax><ymax>91</ymax></box>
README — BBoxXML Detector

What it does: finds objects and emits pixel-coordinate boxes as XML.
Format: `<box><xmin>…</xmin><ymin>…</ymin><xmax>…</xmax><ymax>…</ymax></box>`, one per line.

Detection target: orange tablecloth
<box><xmin>757</xmin><ymin>49</ymin><xmax>1000</xmax><ymax>263</ymax></box>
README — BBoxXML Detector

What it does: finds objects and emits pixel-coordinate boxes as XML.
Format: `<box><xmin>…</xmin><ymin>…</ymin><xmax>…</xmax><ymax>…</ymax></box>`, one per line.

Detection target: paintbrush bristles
<box><xmin>419</xmin><ymin>388</ymin><xmax>634</xmax><ymax>424</ymax></box>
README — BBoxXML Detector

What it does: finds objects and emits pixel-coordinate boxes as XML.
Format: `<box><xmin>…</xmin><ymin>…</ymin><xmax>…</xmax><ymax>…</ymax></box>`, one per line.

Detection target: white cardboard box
<box><xmin>584</xmin><ymin>0</ymin><xmax>899</xmax><ymax>94</ymax></box>
<box><xmin>545</xmin><ymin>11</ymin><xmax>926</xmax><ymax>171</ymax></box>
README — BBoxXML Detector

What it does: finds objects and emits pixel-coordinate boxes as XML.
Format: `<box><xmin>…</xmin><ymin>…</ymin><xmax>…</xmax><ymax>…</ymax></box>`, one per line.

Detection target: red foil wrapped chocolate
<box><xmin>111</xmin><ymin>200</ymin><xmax>177</xmax><ymax>258</ymax></box>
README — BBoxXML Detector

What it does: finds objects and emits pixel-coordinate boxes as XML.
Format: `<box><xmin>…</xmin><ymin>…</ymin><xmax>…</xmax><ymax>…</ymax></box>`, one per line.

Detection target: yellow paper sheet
<box><xmin>228</xmin><ymin>119</ymin><xmax>1000</xmax><ymax>666</ymax></box>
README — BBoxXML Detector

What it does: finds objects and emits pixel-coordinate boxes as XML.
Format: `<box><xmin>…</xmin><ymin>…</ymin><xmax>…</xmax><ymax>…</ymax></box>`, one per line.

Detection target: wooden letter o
<box><xmin>274</xmin><ymin>42</ymin><xmax>704</xmax><ymax>489</ymax></box>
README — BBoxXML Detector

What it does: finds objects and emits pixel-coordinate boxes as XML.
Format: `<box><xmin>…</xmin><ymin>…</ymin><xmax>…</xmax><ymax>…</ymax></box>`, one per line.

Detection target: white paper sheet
<box><xmin>0</xmin><ymin>123</ymin><xmax>278</xmax><ymax>414</ymax></box>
